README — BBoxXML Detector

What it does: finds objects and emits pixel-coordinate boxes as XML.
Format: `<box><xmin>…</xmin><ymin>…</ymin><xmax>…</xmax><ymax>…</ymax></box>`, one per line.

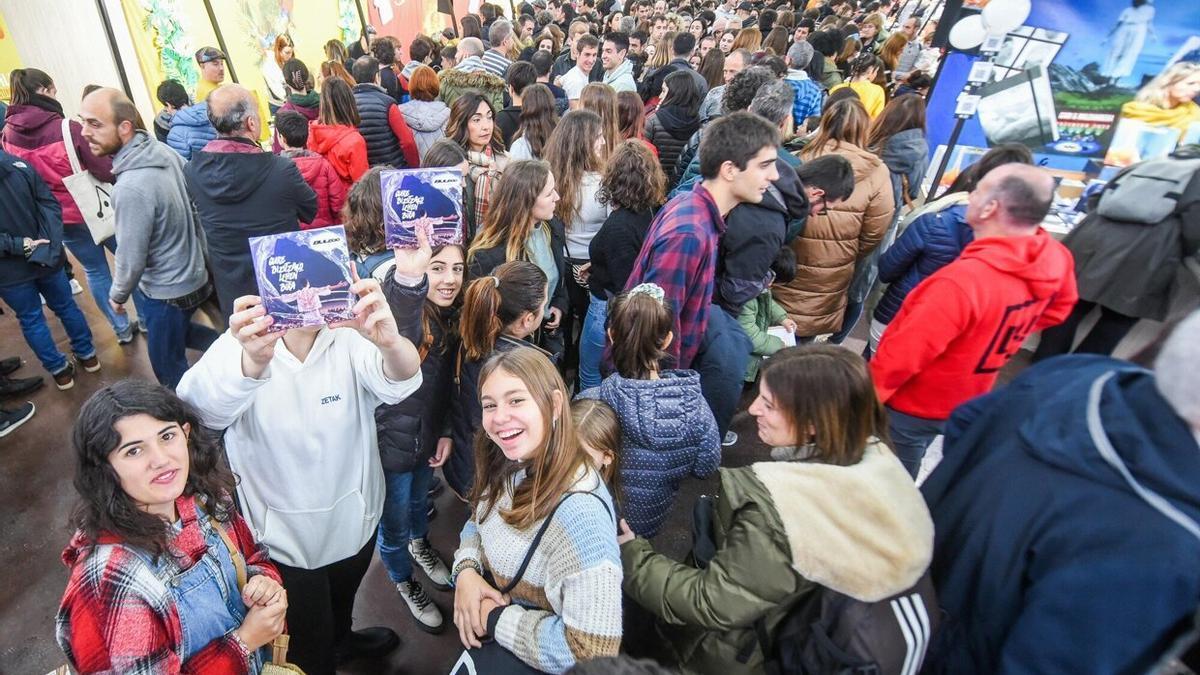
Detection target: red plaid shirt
<box><xmin>56</xmin><ymin>495</ymin><xmax>281</xmax><ymax>674</ymax></box>
<box><xmin>625</xmin><ymin>184</ymin><xmax>726</xmax><ymax>368</ymax></box>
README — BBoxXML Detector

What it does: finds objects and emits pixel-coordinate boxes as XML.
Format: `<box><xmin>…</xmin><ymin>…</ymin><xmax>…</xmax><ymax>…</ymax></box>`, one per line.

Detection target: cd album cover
<box><xmin>381</xmin><ymin>168</ymin><xmax>464</xmax><ymax>249</ymax></box>
<box><xmin>249</xmin><ymin>225</ymin><xmax>356</xmax><ymax>331</ymax></box>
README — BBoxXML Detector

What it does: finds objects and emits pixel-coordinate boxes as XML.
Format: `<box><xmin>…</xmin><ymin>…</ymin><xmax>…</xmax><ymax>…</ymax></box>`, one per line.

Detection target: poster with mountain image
<box><xmin>249</xmin><ymin>225</ymin><xmax>355</xmax><ymax>331</ymax></box>
<box><xmin>381</xmin><ymin>168</ymin><xmax>464</xmax><ymax>249</ymax></box>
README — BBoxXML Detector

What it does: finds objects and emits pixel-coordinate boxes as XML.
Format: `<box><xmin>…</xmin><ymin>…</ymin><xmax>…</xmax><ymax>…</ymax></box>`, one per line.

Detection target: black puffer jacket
<box><xmin>445</xmin><ymin>334</ymin><xmax>530</xmax><ymax>497</ymax></box>
<box><xmin>467</xmin><ymin>217</ymin><xmax>569</xmax><ymax>316</ymax></box>
<box><xmin>645</xmin><ymin>105</ymin><xmax>701</xmax><ymax>190</ymax></box>
<box><xmin>353</xmin><ymin>83</ymin><xmax>407</xmax><ymax>168</ymax></box>
<box><xmin>376</xmin><ymin>304</ymin><xmax>457</xmax><ymax>473</ymax></box>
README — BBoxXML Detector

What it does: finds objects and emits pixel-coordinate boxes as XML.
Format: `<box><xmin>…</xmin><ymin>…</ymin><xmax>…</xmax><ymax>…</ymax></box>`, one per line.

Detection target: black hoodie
<box><xmin>184</xmin><ymin>137</ymin><xmax>317</xmax><ymax>318</ymax></box>
<box><xmin>716</xmin><ymin>157</ymin><xmax>810</xmax><ymax>314</ymax></box>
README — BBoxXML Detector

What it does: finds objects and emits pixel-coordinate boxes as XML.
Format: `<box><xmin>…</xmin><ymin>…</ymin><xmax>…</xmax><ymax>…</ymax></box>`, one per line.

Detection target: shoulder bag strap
<box><xmin>208</xmin><ymin>515</ymin><xmax>248</xmax><ymax>591</ymax></box>
<box><xmin>497</xmin><ymin>490</ymin><xmax>611</xmax><ymax>595</ymax></box>
<box><xmin>59</xmin><ymin>119</ymin><xmax>84</xmax><ymax>176</ymax></box>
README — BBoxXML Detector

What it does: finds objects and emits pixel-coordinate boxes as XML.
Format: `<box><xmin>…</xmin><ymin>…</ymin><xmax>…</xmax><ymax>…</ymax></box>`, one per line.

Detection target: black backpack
<box><xmin>753</xmin><ymin>572</ymin><xmax>940</xmax><ymax>675</ymax></box>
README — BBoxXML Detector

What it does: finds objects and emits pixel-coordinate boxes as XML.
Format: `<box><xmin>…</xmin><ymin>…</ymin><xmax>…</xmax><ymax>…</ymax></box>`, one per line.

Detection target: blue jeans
<box><xmin>886</xmin><ymin>406</ymin><xmax>945</xmax><ymax>478</ymax></box>
<box><xmin>0</xmin><ymin>270</ymin><xmax>95</xmax><ymax>374</ymax></box>
<box><xmin>578</xmin><ymin>296</ymin><xmax>608</xmax><ymax>391</ymax></box>
<box><xmin>376</xmin><ymin>464</ymin><xmax>434</xmax><ymax>584</ymax></box>
<box><xmin>61</xmin><ymin>224</ymin><xmax>147</xmax><ymax>339</ymax></box>
<box><xmin>694</xmin><ymin>307</ymin><xmax>752</xmax><ymax>436</ymax></box>
<box><xmin>139</xmin><ymin>295</ymin><xmax>220</xmax><ymax>389</ymax></box>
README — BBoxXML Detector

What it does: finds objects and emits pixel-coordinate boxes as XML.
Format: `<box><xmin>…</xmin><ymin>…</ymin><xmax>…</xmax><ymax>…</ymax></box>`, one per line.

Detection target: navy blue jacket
<box><xmin>0</xmin><ymin>148</ymin><xmax>65</xmax><ymax>286</ymax></box>
<box><xmin>922</xmin><ymin>355</ymin><xmax>1200</xmax><ymax>674</ymax></box>
<box><xmin>872</xmin><ymin>202</ymin><xmax>972</xmax><ymax>325</ymax></box>
<box><xmin>578</xmin><ymin>369</ymin><xmax>720</xmax><ymax>537</ymax></box>
<box><xmin>165</xmin><ymin>103</ymin><xmax>217</xmax><ymax>161</ymax></box>
<box><xmin>353</xmin><ymin>83</ymin><xmax>408</xmax><ymax>169</ymax></box>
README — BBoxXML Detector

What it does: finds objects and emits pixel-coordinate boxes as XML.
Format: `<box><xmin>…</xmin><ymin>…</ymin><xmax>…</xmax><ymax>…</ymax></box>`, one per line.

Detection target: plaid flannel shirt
<box><xmin>787</xmin><ymin>76</ymin><xmax>825</xmax><ymax>128</ymax></box>
<box><xmin>624</xmin><ymin>184</ymin><xmax>726</xmax><ymax>369</ymax></box>
<box><xmin>56</xmin><ymin>495</ymin><xmax>282</xmax><ymax>674</ymax></box>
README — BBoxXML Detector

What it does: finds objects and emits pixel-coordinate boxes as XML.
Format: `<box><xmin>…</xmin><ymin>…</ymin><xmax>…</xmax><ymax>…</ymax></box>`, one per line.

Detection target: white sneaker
<box><xmin>69</xmin><ymin>279</ymin><xmax>84</xmax><ymax>295</ymax></box>
<box><xmin>397</xmin><ymin>580</ymin><xmax>445</xmax><ymax>634</ymax></box>
<box><xmin>408</xmin><ymin>538</ymin><xmax>452</xmax><ymax>590</ymax></box>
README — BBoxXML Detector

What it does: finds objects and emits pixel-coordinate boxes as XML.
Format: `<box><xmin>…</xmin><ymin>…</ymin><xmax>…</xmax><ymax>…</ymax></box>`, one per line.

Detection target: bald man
<box><xmin>184</xmin><ymin>84</ymin><xmax>316</xmax><ymax>319</ymax></box>
<box><xmin>870</xmin><ymin>163</ymin><xmax>1078</xmax><ymax>476</ymax></box>
<box><xmin>79</xmin><ymin>88</ymin><xmax>216</xmax><ymax>388</ymax></box>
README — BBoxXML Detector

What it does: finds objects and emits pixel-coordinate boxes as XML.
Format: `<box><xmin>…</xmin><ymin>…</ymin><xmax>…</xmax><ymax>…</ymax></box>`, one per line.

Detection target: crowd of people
<box><xmin>3</xmin><ymin>0</ymin><xmax>1200</xmax><ymax>673</ymax></box>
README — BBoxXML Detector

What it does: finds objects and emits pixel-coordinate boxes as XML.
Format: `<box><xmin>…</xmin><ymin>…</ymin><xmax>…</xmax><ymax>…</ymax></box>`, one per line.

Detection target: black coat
<box><xmin>353</xmin><ymin>83</ymin><xmax>408</xmax><ymax>168</ymax></box>
<box><xmin>379</xmin><ymin>66</ymin><xmax>403</xmax><ymax>103</ymax></box>
<box><xmin>185</xmin><ymin>138</ymin><xmax>317</xmax><ymax>318</ymax></box>
<box><xmin>587</xmin><ymin>207</ymin><xmax>653</xmax><ymax>300</ymax></box>
<box><xmin>467</xmin><ymin>217</ymin><xmax>569</xmax><ymax>316</ymax></box>
<box><xmin>0</xmin><ymin>148</ymin><xmax>65</xmax><ymax>286</ymax></box>
<box><xmin>1064</xmin><ymin>167</ymin><xmax>1200</xmax><ymax>321</ymax></box>
<box><xmin>376</xmin><ymin>302</ymin><xmax>456</xmax><ymax>474</ymax></box>
<box><xmin>496</xmin><ymin>105</ymin><xmax>521</xmax><ymax>149</ymax></box>
<box><xmin>645</xmin><ymin>106</ymin><xmax>701</xmax><ymax>188</ymax></box>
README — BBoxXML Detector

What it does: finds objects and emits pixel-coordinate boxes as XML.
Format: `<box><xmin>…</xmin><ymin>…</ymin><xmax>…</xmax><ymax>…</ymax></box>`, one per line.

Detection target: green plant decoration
<box><xmin>141</xmin><ymin>0</ymin><xmax>198</xmax><ymax>93</ymax></box>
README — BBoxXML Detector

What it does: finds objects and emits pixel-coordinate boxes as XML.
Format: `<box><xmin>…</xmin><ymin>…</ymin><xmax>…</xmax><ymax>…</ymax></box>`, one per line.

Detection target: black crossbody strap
<box><xmin>498</xmin><ymin>491</ymin><xmax>611</xmax><ymax>595</ymax></box>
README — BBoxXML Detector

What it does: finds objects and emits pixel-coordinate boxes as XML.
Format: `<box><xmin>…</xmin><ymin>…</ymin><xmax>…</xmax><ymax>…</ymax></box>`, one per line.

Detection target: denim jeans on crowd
<box><xmin>139</xmin><ymin>295</ymin><xmax>220</xmax><ymax>389</ymax></box>
<box><xmin>376</xmin><ymin>464</ymin><xmax>435</xmax><ymax>584</ymax></box>
<box><xmin>578</xmin><ymin>296</ymin><xmax>608</xmax><ymax>391</ymax></box>
<box><xmin>61</xmin><ymin>224</ymin><xmax>147</xmax><ymax>338</ymax></box>
<box><xmin>694</xmin><ymin>307</ymin><xmax>753</xmax><ymax>437</ymax></box>
<box><xmin>886</xmin><ymin>406</ymin><xmax>945</xmax><ymax>478</ymax></box>
<box><xmin>0</xmin><ymin>270</ymin><xmax>95</xmax><ymax>374</ymax></box>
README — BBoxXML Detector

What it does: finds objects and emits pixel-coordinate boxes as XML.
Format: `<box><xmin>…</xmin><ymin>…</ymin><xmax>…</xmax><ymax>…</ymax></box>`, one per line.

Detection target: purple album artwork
<box><xmin>249</xmin><ymin>225</ymin><xmax>356</xmax><ymax>331</ymax></box>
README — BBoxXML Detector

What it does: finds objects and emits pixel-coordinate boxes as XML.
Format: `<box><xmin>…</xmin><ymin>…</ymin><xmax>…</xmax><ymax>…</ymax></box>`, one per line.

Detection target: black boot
<box><xmin>335</xmin><ymin>627</ymin><xmax>400</xmax><ymax>664</ymax></box>
<box><xmin>0</xmin><ymin>375</ymin><xmax>44</xmax><ymax>398</ymax></box>
<box><xmin>0</xmin><ymin>357</ymin><xmax>21</xmax><ymax>376</ymax></box>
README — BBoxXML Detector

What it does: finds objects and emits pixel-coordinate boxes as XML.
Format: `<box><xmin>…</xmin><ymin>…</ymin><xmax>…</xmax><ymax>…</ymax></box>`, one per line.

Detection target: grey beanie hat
<box><xmin>1155</xmin><ymin>309</ymin><xmax>1200</xmax><ymax>428</ymax></box>
<box><xmin>786</xmin><ymin>40</ymin><xmax>814</xmax><ymax>69</ymax></box>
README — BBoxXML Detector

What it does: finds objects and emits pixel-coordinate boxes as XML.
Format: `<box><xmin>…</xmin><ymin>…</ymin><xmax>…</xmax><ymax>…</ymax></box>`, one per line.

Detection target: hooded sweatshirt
<box><xmin>1</xmin><ymin>98</ymin><xmax>114</xmax><ymax>224</ymax></box>
<box><xmin>109</xmin><ymin>131</ymin><xmax>208</xmax><ymax>303</ymax></box>
<box><xmin>645</xmin><ymin>105</ymin><xmax>702</xmax><ymax>185</ymax></box>
<box><xmin>399</xmin><ymin>98</ymin><xmax>450</xmax><ymax>161</ymax></box>
<box><xmin>922</xmin><ymin>356</ymin><xmax>1200</xmax><ymax>673</ymax></box>
<box><xmin>603</xmin><ymin>59</ymin><xmax>638</xmax><ymax>93</ymax></box>
<box><xmin>880</xmin><ymin>128</ymin><xmax>928</xmax><ymax>211</ymax></box>
<box><xmin>185</xmin><ymin>137</ymin><xmax>317</xmax><ymax>318</ymax></box>
<box><xmin>871</xmin><ymin>229</ymin><xmax>1078</xmax><ymax>419</ymax></box>
<box><xmin>307</xmin><ymin>123</ymin><xmax>368</xmax><ymax>188</ymax></box>
<box><xmin>577</xmin><ymin>369</ymin><xmax>720</xmax><ymax>537</ymax></box>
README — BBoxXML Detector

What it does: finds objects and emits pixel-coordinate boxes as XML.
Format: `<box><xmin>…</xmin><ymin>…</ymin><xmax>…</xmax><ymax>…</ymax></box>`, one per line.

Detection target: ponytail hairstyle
<box><xmin>848</xmin><ymin>52</ymin><xmax>882</xmax><ymax>81</ymax></box>
<box><xmin>459</xmin><ymin>260</ymin><xmax>548</xmax><ymax>360</ymax></box>
<box><xmin>572</xmin><ymin>398</ymin><xmax>622</xmax><ymax>502</ymax></box>
<box><xmin>607</xmin><ymin>283</ymin><xmax>673</xmax><ymax>379</ymax></box>
<box><xmin>10</xmin><ymin>68</ymin><xmax>54</xmax><ymax>106</ymax></box>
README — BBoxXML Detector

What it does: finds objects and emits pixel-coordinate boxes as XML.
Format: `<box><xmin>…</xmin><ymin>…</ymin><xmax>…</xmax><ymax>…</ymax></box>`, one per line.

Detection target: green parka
<box><xmin>621</xmin><ymin>441</ymin><xmax>933</xmax><ymax>674</ymax></box>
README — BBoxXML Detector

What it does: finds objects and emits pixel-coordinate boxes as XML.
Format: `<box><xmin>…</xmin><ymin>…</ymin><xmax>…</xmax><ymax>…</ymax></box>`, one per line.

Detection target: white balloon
<box><xmin>981</xmin><ymin>0</ymin><xmax>1032</xmax><ymax>35</ymax></box>
<box><xmin>949</xmin><ymin>14</ymin><xmax>987</xmax><ymax>50</ymax></box>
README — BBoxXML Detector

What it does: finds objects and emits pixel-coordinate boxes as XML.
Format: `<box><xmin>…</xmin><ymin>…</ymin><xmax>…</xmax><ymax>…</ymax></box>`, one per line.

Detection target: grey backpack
<box><xmin>1096</xmin><ymin>152</ymin><xmax>1200</xmax><ymax>225</ymax></box>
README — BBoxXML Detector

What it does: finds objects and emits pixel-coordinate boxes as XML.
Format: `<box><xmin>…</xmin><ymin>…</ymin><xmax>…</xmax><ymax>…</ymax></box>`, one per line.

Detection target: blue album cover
<box><xmin>381</xmin><ymin>168</ymin><xmax>464</xmax><ymax>249</ymax></box>
<box><xmin>249</xmin><ymin>225</ymin><xmax>355</xmax><ymax>331</ymax></box>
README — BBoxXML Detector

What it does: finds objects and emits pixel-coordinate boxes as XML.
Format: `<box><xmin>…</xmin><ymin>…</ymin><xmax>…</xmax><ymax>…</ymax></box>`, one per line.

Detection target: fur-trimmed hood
<box><xmin>751</xmin><ymin>440</ymin><xmax>933</xmax><ymax>601</ymax></box>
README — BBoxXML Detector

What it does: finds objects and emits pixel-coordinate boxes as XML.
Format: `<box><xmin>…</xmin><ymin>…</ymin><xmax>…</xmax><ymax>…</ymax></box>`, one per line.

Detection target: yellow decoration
<box><xmin>0</xmin><ymin>8</ymin><xmax>24</xmax><ymax>101</ymax></box>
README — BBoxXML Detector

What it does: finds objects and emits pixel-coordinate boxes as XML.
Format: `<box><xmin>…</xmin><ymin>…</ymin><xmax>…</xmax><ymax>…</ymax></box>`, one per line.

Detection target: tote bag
<box><xmin>59</xmin><ymin>119</ymin><xmax>115</xmax><ymax>244</ymax></box>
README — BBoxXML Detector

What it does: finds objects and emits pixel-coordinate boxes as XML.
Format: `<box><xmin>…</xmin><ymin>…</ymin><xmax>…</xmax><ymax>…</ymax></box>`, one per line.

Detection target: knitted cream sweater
<box><xmin>453</xmin><ymin>467</ymin><xmax>623</xmax><ymax>673</ymax></box>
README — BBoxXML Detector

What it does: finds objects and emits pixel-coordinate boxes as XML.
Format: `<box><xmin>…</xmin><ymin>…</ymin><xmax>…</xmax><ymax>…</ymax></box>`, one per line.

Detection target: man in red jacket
<box><xmin>871</xmin><ymin>163</ymin><xmax>1078</xmax><ymax>476</ymax></box>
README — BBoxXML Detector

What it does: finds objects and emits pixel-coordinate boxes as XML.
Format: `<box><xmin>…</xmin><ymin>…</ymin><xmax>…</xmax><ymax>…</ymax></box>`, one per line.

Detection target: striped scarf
<box><xmin>467</xmin><ymin>147</ymin><xmax>504</xmax><ymax>228</ymax></box>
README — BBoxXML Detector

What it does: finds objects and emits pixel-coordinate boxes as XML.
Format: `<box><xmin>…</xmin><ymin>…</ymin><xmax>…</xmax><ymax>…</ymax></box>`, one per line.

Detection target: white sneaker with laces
<box><xmin>397</xmin><ymin>580</ymin><xmax>445</xmax><ymax>634</ymax></box>
<box><xmin>408</xmin><ymin>537</ymin><xmax>452</xmax><ymax>590</ymax></box>
<box><xmin>69</xmin><ymin>279</ymin><xmax>84</xmax><ymax>295</ymax></box>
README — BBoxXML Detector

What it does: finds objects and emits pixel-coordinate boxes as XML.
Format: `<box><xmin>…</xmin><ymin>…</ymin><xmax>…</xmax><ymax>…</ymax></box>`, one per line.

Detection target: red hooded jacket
<box><xmin>871</xmin><ymin>229</ymin><xmax>1078</xmax><ymax>420</ymax></box>
<box><xmin>282</xmin><ymin>148</ymin><xmax>348</xmax><ymax>229</ymax></box>
<box><xmin>307</xmin><ymin>123</ymin><xmax>368</xmax><ymax>188</ymax></box>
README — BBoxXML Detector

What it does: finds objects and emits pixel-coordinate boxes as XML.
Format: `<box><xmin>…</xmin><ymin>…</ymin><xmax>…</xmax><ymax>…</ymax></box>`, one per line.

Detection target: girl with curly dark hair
<box><xmin>57</xmin><ymin>380</ymin><xmax>286</xmax><ymax>673</ymax></box>
<box><xmin>577</xmin><ymin>139</ymin><xmax>667</xmax><ymax>389</ymax></box>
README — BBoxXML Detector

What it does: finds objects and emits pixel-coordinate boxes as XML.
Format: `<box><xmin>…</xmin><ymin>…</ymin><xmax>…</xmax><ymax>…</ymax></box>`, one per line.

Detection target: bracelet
<box><xmin>451</xmin><ymin>559</ymin><xmax>482</xmax><ymax>584</ymax></box>
<box><xmin>229</xmin><ymin>630</ymin><xmax>253</xmax><ymax>658</ymax></box>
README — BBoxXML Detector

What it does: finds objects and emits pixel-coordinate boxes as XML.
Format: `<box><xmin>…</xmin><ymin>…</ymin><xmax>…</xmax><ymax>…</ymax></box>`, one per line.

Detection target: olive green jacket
<box><xmin>621</xmin><ymin>441</ymin><xmax>933</xmax><ymax>674</ymax></box>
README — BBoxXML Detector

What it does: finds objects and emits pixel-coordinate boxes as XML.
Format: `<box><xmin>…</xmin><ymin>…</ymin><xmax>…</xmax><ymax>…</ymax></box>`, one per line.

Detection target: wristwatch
<box><xmin>23</xmin><ymin>239</ymin><xmax>33</xmax><ymax>257</ymax></box>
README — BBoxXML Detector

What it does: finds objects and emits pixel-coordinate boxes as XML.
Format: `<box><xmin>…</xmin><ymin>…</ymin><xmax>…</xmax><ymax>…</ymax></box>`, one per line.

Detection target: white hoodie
<box><xmin>178</xmin><ymin>328</ymin><xmax>422</xmax><ymax>568</ymax></box>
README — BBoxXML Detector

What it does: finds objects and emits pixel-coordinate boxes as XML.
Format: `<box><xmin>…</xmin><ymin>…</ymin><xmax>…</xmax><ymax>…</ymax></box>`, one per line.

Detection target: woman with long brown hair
<box><xmin>616</xmin><ymin>90</ymin><xmax>657</xmax><ymax>156</ymax></box>
<box><xmin>307</xmin><ymin>77</ymin><xmax>368</xmax><ymax>188</ymax></box>
<box><xmin>318</xmin><ymin>60</ymin><xmax>355</xmax><ymax>89</ymax></box>
<box><xmin>619</xmin><ymin>345</ymin><xmax>933</xmax><ymax>673</ymax></box>
<box><xmin>263</xmin><ymin>34</ymin><xmax>294</xmax><ymax>113</ymax></box>
<box><xmin>763</xmin><ymin>26</ymin><xmax>790</xmax><ymax>56</ymax></box>
<box><xmin>579</xmin><ymin>83</ymin><xmax>622</xmax><ymax>162</ymax></box>
<box><xmin>775</xmin><ymin>98</ymin><xmax>894</xmax><ymax>340</ymax></box>
<box><xmin>447</xmin><ymin>91</ymin><xmax>510</xmax><ymax>229</ymax></box>
<box><xmin>508</xmin><ymin>83</ymin><xmax>559</xmax><ymax>161</ymax></box>
<box><xmin>867</xmin><ymin>93</ymin><xmax>928</xmax><ymax>213</ymax></box>
<box><xmin>451</xmin><ymin>346</ymin><xmax>622</xmax><ymax>671</ymax></box>
<box><xmin>730</xmin><ymin>26</ymin><xmax>763</xmax><ymax>52</ymax></box>
<box><xmin>697</xmin><ymin>47</ymin><xmax>725</xmax><ymax>89</ymax></box>
<box><xmin>878</xmin><ymin>33</ymin><xmax>909</xmax><ymax>80</ymax></box>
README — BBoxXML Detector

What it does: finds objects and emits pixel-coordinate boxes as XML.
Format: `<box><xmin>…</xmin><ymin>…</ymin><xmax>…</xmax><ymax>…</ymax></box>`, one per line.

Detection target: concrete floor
<box><xmin>2</xmin><ymin>262</ymin><xmax>1173</xmax><ymax>675</ymax></box>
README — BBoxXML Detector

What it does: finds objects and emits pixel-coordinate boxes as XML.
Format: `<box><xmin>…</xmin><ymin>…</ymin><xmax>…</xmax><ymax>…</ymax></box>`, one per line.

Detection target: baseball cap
<box><xmin>736</xmin><ymin>1</ymin><xmax>753</xmax><ymax>11</ymax></box>
<box><xmin>195</xmin><ymin>46</ymin><xmax>226</xmax><ymax>64</ymax></box>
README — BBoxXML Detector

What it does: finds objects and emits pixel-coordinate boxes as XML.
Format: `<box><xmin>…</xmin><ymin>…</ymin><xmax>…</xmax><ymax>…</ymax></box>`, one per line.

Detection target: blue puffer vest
<box><xmin>577</xmin><ymin>370</ymin><xmax>720</xmax><ymax>537</ymax></box>
<box><xmin>352</xmin><ymin>84</ymin><xmax>407</xmax><ymax>168</ymax></box>
<box><xmin>874</xmin><ymin>202</ymin><xmax>974</xmax><ymax>325</ymax></box>
<box><xmin>165</xmin><ymin>103</ymin><xmax>216</xmax><ymax>161</ymax></box>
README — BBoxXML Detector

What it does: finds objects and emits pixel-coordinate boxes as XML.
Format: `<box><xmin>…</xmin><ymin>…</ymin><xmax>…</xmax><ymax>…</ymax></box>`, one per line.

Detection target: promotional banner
<box><xmin>0</xmin><ymin>8</ymin><xmax>22</xmax><ymax>101</ymax></box>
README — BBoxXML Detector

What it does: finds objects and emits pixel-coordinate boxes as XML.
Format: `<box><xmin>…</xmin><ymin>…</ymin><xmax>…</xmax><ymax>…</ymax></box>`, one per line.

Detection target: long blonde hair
<box><xmin>544</xmin><ymin>110</ymin><xmax>605</xmax><ymax>227</ymax></box>
<box><xmin>1135</xmin><ymin>61</ymin><xmax>1200</xmax><ymax>109</ymax></box>
<box><xmin>731</xmin><ymin>27</ymin><xmax>763</xmax><ymax>52</ymax></box>
<box><xmin>801</xmin><ymin>97</ymin><xmax>871</xmax><ymax>159</ymax></box>
<box><xmin>579</xmin><ymin>83</ymin><xmax>623</xmax><ymax>162</ymax></box>
<box><xmin>468</xmin><ymin>160</ymin><xmax>551</xmax><ymax>264</ymax></box>
<box><xmin>472</xmin><ymin>348</ymin><xmax>591</xmax><ymax>529</ymax></box>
